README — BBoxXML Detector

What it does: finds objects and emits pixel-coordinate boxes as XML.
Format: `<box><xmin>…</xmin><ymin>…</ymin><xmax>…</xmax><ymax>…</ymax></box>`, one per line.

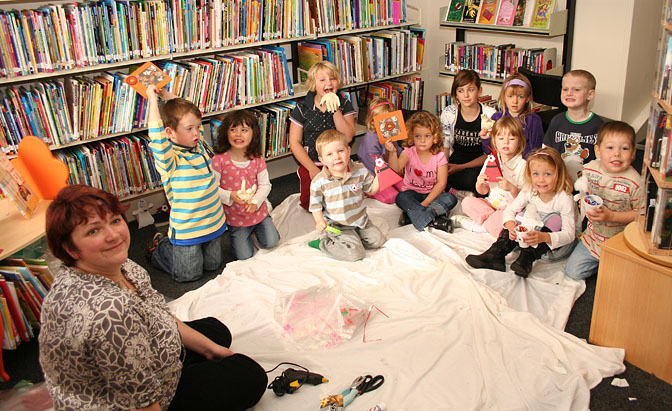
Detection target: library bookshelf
<box><xmin>0</xmin><ymin>0</ymin><xmax>423</xmax><ymax>202</ymax></box>
<box><xmin>436</xmin><ymin>3</ymin><xmax>573</xmax><ymax>86</ymax></box>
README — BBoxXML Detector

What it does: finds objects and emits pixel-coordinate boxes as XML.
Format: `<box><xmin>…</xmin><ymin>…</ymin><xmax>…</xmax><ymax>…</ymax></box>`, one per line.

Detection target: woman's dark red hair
<box><xmin>46</xmin><ymin>185</ymin><xmax>129</xmax><ymax>266</ymax></box>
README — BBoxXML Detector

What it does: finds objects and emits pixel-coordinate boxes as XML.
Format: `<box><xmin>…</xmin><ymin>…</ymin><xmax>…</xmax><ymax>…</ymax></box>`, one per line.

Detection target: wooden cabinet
<box><xmin>589</xmin><ymin>224</ymin><xmax>672</xmax><ymax>384</ymax></box>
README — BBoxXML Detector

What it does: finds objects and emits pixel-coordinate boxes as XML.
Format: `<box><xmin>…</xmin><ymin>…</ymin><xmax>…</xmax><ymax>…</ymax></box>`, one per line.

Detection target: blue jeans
<box><xmin>228</xmin><ymin>215</ymin><xmax>280</xmax><ymax>260</ymax></box>
<box><xmin>151</xmin><ymin>235</ymin><xmax>224</xmax><ymax>282</ymax></box>
<box><xmin>565</xmin><ymin>240</ymin><xmax>599</xmax><ymax>280</ymax></box>
<box><xmin>395</xmin><ymin>190</ymin><xmax>457</xmax><ymax>231</ymax></box>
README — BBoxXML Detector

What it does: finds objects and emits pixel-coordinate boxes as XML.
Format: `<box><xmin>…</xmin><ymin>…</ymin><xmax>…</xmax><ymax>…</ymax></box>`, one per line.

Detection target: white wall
<box><xmin>417</xmin><ymin>0</ymin><xmax>662</xmax><ymax>132</ymax></box>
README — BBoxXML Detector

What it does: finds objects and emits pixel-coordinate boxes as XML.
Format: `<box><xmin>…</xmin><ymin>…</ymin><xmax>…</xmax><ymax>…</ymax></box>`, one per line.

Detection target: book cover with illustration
<box><xmin>530</xmin><ymin>0</ymin><xmax>556</xmax><ymax>29</ymax></box>
<box><xmin>0</xmin><ymin>151</ymin><xmax>39</xmax><ymax>218</ymax></box>
<box><xmin>374</xmin><ymin>110</ymin><xmax>408</xmax><ymax>144</ymax></box>
<box><xmin>462</xmin><ymin>0</ymin><xmax>482</xmax><ymax>23</ymax></box>
<box><xmin>478</xmin><ymin>0</ymin><xmax>499</xmax><ymax>25</ymax></box>
<box><xmin>512</xmin><ymin>0</ymin><xmax>527</xmax><ymax>26</ymax></box>
<box><xmin>445</xmin><ymin>0</ymin><xmax>466</xmax><ymax>22</ymax></box>
<box><xmin>496</xmin><ymin>0</ymin><xmax>518</xmax><ymax>25</ymax></box>
<box><xmin>124</xmin><ymin>62</ymin><xmax>172</xmax><ymax>99</ymax></box>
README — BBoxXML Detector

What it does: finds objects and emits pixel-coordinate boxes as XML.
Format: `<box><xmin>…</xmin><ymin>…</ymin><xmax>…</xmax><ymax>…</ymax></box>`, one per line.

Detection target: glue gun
<box><xmin>284</xmin><ymin>368</ymin><xmax>328</xmax><ymax>391</ymax></box>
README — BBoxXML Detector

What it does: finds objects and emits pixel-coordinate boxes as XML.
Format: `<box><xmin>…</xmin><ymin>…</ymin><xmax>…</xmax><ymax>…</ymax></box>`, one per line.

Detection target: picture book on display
<box><xmin>478</xmin><ymin>0</ymin><xmax>498</xmax><ymax>25</ymax></box>
<box><xmin>496</xmin><ymin>0</ymin><xmax>519</xmax><ymax>25</ymax></box>
<box><xmin>530</xmin><ymin>0</ymin><xmax>556</xmax><ymax>29</ymax></box>
<box><xmin>462</xmin><ymin>0</ymin><xmax>482</xmax><ymax>23</ymax></box>
<box><xmin>0</xmin><ymin>150</ymin><xmax>39</xmax><ymax>218</ymax></box>
<box><xmin>374</xmin><ymin>110</ymin><xmax>408</xmax><ymax>144</ymax></box>
<box><xmin>445</xmin><ymin>0</ymin><xmax>466</xmax><ymax>22</ymax></box>
<box><xmin>124</xmin><ymin>62</ymin><xmax>172</xmax><ymax>99</ymax></box>
<box><xmin>512</xmin><ymin>0</ymin><xmax>528</xmax><ymax>26</ymax></box>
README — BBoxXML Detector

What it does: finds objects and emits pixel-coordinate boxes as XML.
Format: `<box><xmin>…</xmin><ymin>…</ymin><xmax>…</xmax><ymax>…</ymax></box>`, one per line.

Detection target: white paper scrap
<box><xmin>611</xmin><ymin>378</ymin><xmax>630</xmax><ymax>387</ymax></box>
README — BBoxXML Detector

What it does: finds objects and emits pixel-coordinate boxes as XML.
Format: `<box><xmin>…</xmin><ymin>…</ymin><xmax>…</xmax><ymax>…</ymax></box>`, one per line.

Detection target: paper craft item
<box><xmin>0</xmin><ymin>151</ymin><xmax>39</xmax><ymax>218</ymax></box>
<box><xmin>10</xmin><ymin>136</ymin><xmax>69</xmax><ymax>200</ymax></box>
<box><xmin>370</xmin><ymin>154</ymin><xmax>402</xmax><ymax>191</ymax></box>
<box><xmin>124</xmin><ymin>61</ymin><xmax>172</xmax><ymax>99</ymax></box>
<box><xmin>374</xmin><ymin>110</ymin><xmax>408</xmax><ymax>144</ymax></box>
<box><xmin>484</xmin><ymin>153</ymin><xmax>503</xmax><ymax>181</ymax></box>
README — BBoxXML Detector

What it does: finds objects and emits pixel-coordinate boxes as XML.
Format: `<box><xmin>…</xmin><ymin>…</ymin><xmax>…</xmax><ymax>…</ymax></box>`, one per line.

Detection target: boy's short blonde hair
<box><xmin>491</xmin><ymin>116</ymin><xmax>526</xmax><ymax>157</ymax></box>
<box><xmin>596</xmin><ymin>121</ymin><xmax>636</xmax><ymax>147</ymax></box>
<box><xmin>564</xmin><ymin>69</ymin><xmax>596</xmax><ymax>90</ymax></box>
<box><xmin>305</xmin><ymin>61</ymin><xmax>342</xmax><ymax>92</ymax></box>
<box><xmin>366</xmin><ymin>97</ymin><xmax>396</xmax><ymax>131</ymax></box>
<box><xmin>159</xmin><ymin>98</ymin><xmax>202</xmax><ymax>130</ymax></box>
<box><xmin>315</xmin><ymin>129</ymin><xmax>348</xmax><ymax>158</ymax></box>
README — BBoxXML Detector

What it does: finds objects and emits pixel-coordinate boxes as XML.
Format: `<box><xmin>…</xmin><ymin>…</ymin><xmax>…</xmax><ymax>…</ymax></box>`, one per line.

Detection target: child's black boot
<box><xmin>429</xmin><ymin>215</ymin><xmax>453</xmax><ymax>233</ymax></box>
<box><xmin>510</xmin><ymin>243</ymin><xmax>550</xmax><ymax>278</ymax></box>
<box><xmin>465</xmin><ymin>230</ymin><xmax>515</xmax><ymax>272</ymax></box>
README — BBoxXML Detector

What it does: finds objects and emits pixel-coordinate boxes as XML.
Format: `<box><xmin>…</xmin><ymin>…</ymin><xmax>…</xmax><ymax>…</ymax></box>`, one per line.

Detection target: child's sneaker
<box><xmin>430</xmin><ymin>215</ymin><xmax>453</xmax><ymax>233</ymax></box>
<box><xmin>450</xmin><ymin>215</ymin><xmax>474</xmax><ymax>230</ymax></box>
<box><xmin>145</xmin><ymin>232</ymin><xmax>165</xmax><ymax>261</ymax></box>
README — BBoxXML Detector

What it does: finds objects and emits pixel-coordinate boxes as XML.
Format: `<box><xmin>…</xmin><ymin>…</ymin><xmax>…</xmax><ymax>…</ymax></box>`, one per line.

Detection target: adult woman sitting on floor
<box><xmin>39</xmin><ymin>185</ymin><xmax>267</xmax><ymax>411</ymax></box>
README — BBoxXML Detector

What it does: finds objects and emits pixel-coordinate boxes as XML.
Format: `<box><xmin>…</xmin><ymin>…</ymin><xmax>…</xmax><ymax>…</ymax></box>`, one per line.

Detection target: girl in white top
<box><xmin>466</xmin><ymin>147</ymin><xmax>576</xmax><ymax>278</ymax></box>
<box><xmin>453</xmin><ymin>117</ymin><xmax>528</xmax><ymax>238</ymax></box>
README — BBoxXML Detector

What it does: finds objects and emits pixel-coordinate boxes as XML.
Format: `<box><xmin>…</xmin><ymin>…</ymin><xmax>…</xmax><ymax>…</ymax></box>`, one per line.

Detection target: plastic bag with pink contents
<box><xmin>274</xmin><ymin>286</ymin><xmax>370</xmax><ymax>350</ymax></box>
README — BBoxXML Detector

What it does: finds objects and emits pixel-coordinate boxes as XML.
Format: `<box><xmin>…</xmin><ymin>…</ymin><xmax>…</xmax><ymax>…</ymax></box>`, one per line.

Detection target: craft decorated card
<box><xmin>484</xmin><ymin>153</ymin><xmax>503</xmax><ymax>181</ymax></box>
<box><xmin>478</xmin><ymin>0</ymin><xmax>498</xmax><ymax>25</ymax></box>
<box><xmin>124</xmin><ymin>61</ymin><xmax>172</xmax><ymax>99</ymax></box>
<box><xmin>0</xmin><ymin>150</ymin><xmax>39</xmax><ymax>218</ymax></box>
<box><xmin>496</xmin><ymin>0</ymin><xmax>518</xmax><ymax>25</ymax></box>
<box><xmin>530</xmin><ymin>0</ymin><xmax>556</xmax><ymax>29</ymax></box>
<box><xmin>374</xmin><ymin>111</ymin><xmax>408</xmax><ymax>144</ymax></box>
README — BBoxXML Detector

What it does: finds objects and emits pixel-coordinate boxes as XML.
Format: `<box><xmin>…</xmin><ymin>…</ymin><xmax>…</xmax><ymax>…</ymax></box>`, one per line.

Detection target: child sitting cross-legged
<box><xmin>309</xmin><ymin>130</ymin><xmax>387</xmax><ymax>261</ymax></box>
<box><xmin>387</xmin><ymin>111</ymin><xmax>457</xmax><ymax>231</ymax></box>
<box><xmin>452</xmin><ymin>116</ymin><xmax>528</xmax><ymax>238</ymax></box>
<box><xmin>466</xmin><ymin>147</ymin><xmax>576</xmax><ymax>278</ymax></box>
<box><xmin>565</xmin><ymin>121</ymin><xmax>644</xmax><ymax>280</ymax></box>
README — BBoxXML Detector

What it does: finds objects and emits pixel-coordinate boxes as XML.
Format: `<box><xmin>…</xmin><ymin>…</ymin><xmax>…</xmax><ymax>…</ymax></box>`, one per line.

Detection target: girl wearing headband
<box><xmin>481</xmin><ymin>72</ymin><xmax>544</xmax><ymax>159</ymax></box>
<box><xmin>357</xmin><ymin>97</ymin><xmax>404</xmax><ymax>204</ymax></box>
<box><xmin>466</xmin><ymin>147</ymin><xmax>575</xmax><ymax>278</ymax></box>
<box><xmin>440</xmin><ymin>69</ymin><xmax>497</xmax><ymax>193</ymax></box>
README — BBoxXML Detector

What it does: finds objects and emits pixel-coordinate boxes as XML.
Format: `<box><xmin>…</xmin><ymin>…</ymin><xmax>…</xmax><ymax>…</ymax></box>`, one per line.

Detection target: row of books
<box><xmin>0</xmin><ymin>258</ymin><xmax>54</xmax><ymax>350</ymax></box>
<box><xmin>644</xmin><ymin>173</ymin><xmax>672</xmax><ymax>250</ymax></box>
<box><xmin>0</xmin><ymin>0</ymin><xmax>412</xmax><ymax>80</ymax></box>
<box><xmin>657</xmin><ymin>34</ymin><xmax>672</xmax><ymax>107</ymax></box>
<box><xmin>435</xmin><ymin>93</ymin><xmax>497</xmax><ymax>115</ymax></box>
<box><xmin>367</xmin><ymin>76</ymin><xmax>424</xmax><ymax>111</ymax></box>
<box><xmin>55</xmin><ymin>134</ymin><xmax>162</xmax><ymax>200</ymax></box>
<box><xmin>0</xmin><ymin>0</ymin><xmax>313</xmax><ymax>79</ymax></box>
<box><xmin>297</xmin><ymin>28</ymin><xmax>425</xmax><ymax>85</ymax></box>
<box><xmin>444</xmin><ymin>0</ymin><xmax>557</xmax><ymax>29</ymax></box>
<box><xmin>0</xmin><ymin>46</ymin><xmax>294</xmax><ymax>154</ymax></box>
<box><xmin>444</xmin><ymin>42</ymin><xmax>557</xmax><ymax>79</ymax></box>
<box><xmin>645</xmin><ymin>103</ymin><xmax>672</xmax><ymax>181</ymax></box>
<box><xmin>312</xmin><ymin>0</ymin><xmax>409</xmax><ymax>34</ymax></box>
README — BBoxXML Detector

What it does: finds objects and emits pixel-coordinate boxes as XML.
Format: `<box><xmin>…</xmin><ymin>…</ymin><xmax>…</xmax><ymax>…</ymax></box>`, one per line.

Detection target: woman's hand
<box><xmin>523</xmin><ymin>230</ymin><xmax>551</xmax><ymax>247</ymax></box>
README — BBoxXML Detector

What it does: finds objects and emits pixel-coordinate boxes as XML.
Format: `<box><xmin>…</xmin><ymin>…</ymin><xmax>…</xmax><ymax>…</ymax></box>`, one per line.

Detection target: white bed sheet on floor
<box><xmin>168</xmin><ymin>194</ymin><xmax>624</xmax><ymax>411</ymax></box>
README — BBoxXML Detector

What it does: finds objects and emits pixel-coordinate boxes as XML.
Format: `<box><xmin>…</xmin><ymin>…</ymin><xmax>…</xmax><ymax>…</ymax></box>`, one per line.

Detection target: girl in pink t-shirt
<box><xmin>212</xmin><ymin>110</ymin><xmax>279</xmax><ymax>260</ymax></box>
<box><xmin>385</xmin><ymin>111</ymin><xmax>457</xmax><ymax>231</ymax></box>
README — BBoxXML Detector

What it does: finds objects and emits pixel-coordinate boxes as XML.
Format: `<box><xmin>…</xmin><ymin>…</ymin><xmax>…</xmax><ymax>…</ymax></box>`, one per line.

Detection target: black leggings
<box><xmin>168</xmin><ymin>317</ymin><xmax>268</xmax><ymax>411</ymax></box>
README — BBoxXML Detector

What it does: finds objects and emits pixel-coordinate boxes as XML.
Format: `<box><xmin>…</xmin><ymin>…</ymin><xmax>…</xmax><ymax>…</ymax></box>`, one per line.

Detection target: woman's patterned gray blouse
<box><xmin>39</xmin><ymin>259</ymin><xmax>183</xmax><ymax>410</ymax></box>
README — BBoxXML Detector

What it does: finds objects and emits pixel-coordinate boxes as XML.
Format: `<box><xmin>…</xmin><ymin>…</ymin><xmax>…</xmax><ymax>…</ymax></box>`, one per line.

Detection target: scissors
<box><xmin>341</xmin><ymin>375</ymin><xmax>384</xmax><ymax>407</ymax></box>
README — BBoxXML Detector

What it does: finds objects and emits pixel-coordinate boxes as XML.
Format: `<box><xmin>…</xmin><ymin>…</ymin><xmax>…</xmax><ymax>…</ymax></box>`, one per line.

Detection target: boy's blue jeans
<box><xmin>228</xmin><ymin>215</ymin><xmax>280</xmax><ymax>260</ymax></box>
<box><xmin>564</xmin><ymin>240</ymin><xmax>599</xmax><ymax>280</ymax></box>
<box><xmin>151</xmin><ymin>235</ymin><xmax>224</xmax><ymax>282</ymax></box>
<box><xmin>395</xmin><ymin>190</ymin><xmax>457</xmax><ymax>231</ymax></box>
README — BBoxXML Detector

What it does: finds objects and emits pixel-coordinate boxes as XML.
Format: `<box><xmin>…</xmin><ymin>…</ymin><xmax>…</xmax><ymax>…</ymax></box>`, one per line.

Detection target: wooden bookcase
<box><xmin>0</xmin><ymin>0</ymin><xmax>423</xmax><ymax>201</ymax></box>
<box><xmin>436</xmin><ymin>0</ymin><xmax>574</xmax><ymax>85</ymax></box>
